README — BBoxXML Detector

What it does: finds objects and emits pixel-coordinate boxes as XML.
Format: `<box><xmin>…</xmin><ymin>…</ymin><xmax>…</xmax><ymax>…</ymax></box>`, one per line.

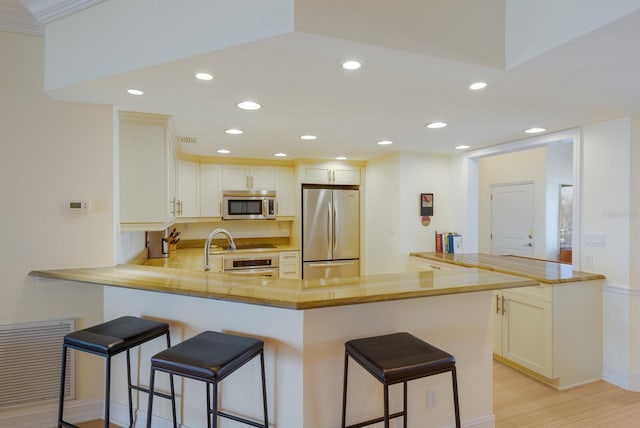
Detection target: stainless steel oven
<box><xmin>223</xmin><ymin>253</ymin><xmax>279</xmax><ymax>278</ymax></box>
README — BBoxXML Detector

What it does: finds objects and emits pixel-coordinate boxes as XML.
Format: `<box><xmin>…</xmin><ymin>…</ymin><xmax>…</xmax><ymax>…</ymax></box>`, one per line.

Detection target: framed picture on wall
<box><xmin>420</xmin><ymin>193</ymin><xmax>433</xmax><ymax>216</ymax></box>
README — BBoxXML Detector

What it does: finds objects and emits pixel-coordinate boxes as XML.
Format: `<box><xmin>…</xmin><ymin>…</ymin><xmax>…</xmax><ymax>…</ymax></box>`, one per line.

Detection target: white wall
<box><xmin>0</xmin><ymin>31</ymin><xmax>114</xmax><ymax>419</ymax></box>
<box><xmin>581</xmin><ymin>118</ymin><xmax>636</xmax><ymax>388</ymax></box>
<box><xmin>364</xmin><ymin>152</ymin><xmax>452</xmax><ymax>274</ymax></box>
<box><xmin>477</xmin><ymin>147</ymin><xmax>548</xmax><ymax>257</ymax></box>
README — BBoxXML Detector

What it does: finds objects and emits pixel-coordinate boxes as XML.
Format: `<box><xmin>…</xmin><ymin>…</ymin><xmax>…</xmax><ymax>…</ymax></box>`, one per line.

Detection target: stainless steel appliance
<box><xmin>223</xmin><ymin>252</ymin><xmax>279</xmax><ymax>278</ymax></box>
<box><xmin>147</xmin><ymin>229</ymin><xmax>169</xmax><ymax>258</ymax></box>
<box><xmin>222</xmin><ymin>190</ymin><xmax>276</xmax><ymax>220</ymax></box>
<box><xmin>302</xmin><ymin>186</ymin><xmax>359</xmax><ymax>279</ymax></box>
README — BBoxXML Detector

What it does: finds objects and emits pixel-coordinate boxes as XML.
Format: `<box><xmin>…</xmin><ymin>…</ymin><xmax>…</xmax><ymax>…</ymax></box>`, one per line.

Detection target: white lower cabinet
<box><xmin>493</xmin><ymin>280</ymin><xmax>602</xmax><ymax>389</ymax></box>
<box><xmin>493</xmin><ymin>288</ymin><xmax>552</xmax><ymax>378</ymax></box>
<box><xmin>279</xmin><ymin>251</ymin><xmax>300</xmax><ymax>279</ymax></box>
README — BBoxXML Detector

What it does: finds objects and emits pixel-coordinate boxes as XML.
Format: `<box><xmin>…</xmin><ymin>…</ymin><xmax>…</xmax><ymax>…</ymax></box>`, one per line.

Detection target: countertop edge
<box><xmin>409</xmin><ymin>252</ymin><xmax>606</xmax><ymax>284</ymax></box>
<box><xmin>29</xmin><ymin>265</ymin><xmax>539</xmax><ymax>310</ymax></box>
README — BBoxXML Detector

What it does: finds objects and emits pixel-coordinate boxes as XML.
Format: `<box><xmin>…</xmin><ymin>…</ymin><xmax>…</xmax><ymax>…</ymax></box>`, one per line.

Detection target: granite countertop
<box><xmin>409</xmin><ymin>252</ymin><xmax>605</xmax><ymax>284</ymax></box>
<box><xmin>29</xmin><ymin>262</ymin><xmax>538</xmax><ymax>310</ymax></box>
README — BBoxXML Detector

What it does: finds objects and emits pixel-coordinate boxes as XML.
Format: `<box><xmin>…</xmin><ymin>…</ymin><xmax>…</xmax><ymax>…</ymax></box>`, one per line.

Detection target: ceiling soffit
<box><xmin>21</xmin><ymin>0</ymin><xmax>106</xmax><ymax>24</ymax></box>
<box><xmin>293</xmin><ymin>0</ymin><xmax>506</xmax><ymax>68</ymax></box>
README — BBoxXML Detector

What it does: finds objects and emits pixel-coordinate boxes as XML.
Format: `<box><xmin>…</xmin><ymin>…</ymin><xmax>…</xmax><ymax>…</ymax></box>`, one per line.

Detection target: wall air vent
<box><xmin>0</xmin><ymin>319</ymin><xmax>76</xmax><ymax>408</ymax></box>
<box><xmin>178</xmin><ymin>136</ymin><xmax>198</xmax><ymax>144</ymax></box>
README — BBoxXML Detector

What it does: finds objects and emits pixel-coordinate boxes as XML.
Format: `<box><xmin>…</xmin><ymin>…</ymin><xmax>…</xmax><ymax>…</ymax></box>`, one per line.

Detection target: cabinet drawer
<box><xmin>408</xmin><ymin>256</ymin><xmax>464</xmax><ymax>272</ymax></box>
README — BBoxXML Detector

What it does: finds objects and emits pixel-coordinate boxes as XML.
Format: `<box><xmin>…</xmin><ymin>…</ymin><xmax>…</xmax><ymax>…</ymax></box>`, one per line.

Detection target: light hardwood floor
<box><xmin>494</xmin><ymin>361</ymin><xmax>640</xmax><ymax>427</ymax></box>
<box><xmin>75</xmin><ymin>364</ymin><xmax>640</xmax><ymax>427</ymax></box>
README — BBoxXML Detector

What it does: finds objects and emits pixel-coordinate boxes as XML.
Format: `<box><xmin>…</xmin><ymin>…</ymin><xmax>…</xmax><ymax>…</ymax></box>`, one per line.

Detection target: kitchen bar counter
<box><xmin>409</xmin><ymin>252</ymin><xmax>605</xmax><ymax>283</ymax></box>
<box><xmin>28</xmin><ymin>256</ymin><xmax>535</xmax><ymax>427</ymax></box>
<box><xmin>29</xmin><ymin>259</ymin><xmax>537</xmax><ymax>310</ymax></box>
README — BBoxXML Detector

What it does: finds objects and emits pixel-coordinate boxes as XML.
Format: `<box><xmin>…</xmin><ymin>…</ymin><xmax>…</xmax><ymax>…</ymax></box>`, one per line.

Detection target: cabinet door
<box><xmin>250</xmin><ymin>166</ymin><xmax>275</xmax><ymax>190</ymax></box>
<box><xmin>176</xmin><ymin>160</ymin><xmax>199</xmax><ymax>217</ymax></box>
<box><xmin>276</xmin><ymin>166</ymin><xmax>295</xmax><ymax>216</ymax></box>
<box><xmin>200</xmin><ymin>164</ymin><xmax>222</xmax><ymax>217</ymax></box>
<box><xmin>333</xmin><ymin>167</ymin><xmax>360</xmax><ymax>185</ymax></box>
<box><xmin>301</xmin><ymin>166</ymin><xmax>331</xmax><ymax>184</ymax></box>
<box><xmin>222</xmin><ymin>165</ymin><xmax>251</xmax><ymax>190</ymax></box>
<box><xmin>502</xmin><ymin>290</ymin><xmax>553</xmax><ymax>378</ymax></box>
<box><xmin>120</xmin><ymin>118</ymin><xmax>174</xmax><ymax>226</ymax></box>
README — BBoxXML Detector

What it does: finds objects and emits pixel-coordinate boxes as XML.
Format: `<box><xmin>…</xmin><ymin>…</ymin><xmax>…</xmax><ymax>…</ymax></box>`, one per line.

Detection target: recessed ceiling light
<box><xmin>469</xmin><ymin>82</ymin><xmax>487</xmax><ymax>90</ymax></box>
<box><xmin>195</xmin><ymin>72</ymin><xmax>214</xmax><ymax>81</ymax></box>
<box><xmin>426</xmin><ymin>122</ymin><xmax>447</xmax><ymax>129</ymax></box>
<box><xmin>341</xmin><ymin>60</ymin><xmax>363</xmax><ymax>71</ymax></box>
<box><xmin>217</xmin><ymin>149</ymin><xmax>231</xmax><ymax>154</ymax></box>
<box><xmin>275</xmin><ymin>153</ymin><xmax>287</xmax><ymax>157</ymax></box>
<box><xmin>455</xmin><ymin>145</ymin><xmax>471</xmax><ymax>150</ymax></box>
<box><xmin>225</xmin><ymin>129</ymin><xmax>243</xmax><ymax>135</ymax></box>
<box><xmin>525</xmin><ymin>127</ymin><xmax>546</xmax><ymax>134</ymax></box>
<box><xmin>336</xmin><ymin>156</ymin><xmax>348</xmax><ymax>160</ymax></box>
<box><xmin>377</xmin><ymin>140</ymin><xmax>393</xmax><ymax>145</ymax></box>
<box><xmin>300</xmin><ymin>135</ymin><xmax>317</xmax><ymax>141</ymax></box>
<box><xmin>127</xmin><ymin>89</ymin><xmax>144</xmax><ymax>96</ymax></box>
<box><xmin>237</xmin><ymin>101</ymin><xmax>261</xmax><ymax>110</ymax></box>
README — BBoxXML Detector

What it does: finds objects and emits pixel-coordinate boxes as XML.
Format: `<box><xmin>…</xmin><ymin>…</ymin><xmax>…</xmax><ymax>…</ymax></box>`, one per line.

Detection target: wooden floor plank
<box><xmin>494</xmin><ymin>360</ymin><xmax>640</xmax><ymax>427</ymax></box>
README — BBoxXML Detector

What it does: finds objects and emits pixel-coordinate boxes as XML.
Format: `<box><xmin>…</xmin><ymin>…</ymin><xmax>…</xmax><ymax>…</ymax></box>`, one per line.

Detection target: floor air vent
<box><xmin>0</xmin><ymin>319</ymin><xmax>75</xmax><ymax>408</ymax></box>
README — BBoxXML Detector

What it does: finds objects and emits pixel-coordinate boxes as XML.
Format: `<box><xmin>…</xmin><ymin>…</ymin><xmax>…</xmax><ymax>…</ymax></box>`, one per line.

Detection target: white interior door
<box><xmin>491</xmin><ymin>183</ymin><xmax>534</xmax><ymax>256</ymax></box>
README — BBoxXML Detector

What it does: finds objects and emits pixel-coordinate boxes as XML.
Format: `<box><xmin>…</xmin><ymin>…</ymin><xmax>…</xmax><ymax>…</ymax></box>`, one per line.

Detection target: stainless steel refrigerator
<box><xmin>302</xmin><ymin>186</ymin><xmax>360</xmax><ymax>279</ymax></box>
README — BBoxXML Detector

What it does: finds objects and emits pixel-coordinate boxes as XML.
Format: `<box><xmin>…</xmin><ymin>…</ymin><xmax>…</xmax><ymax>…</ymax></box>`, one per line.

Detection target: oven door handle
<box><xmin>225</xmin><ymin>268</ymin><xmax>277</xmax><ymax>278</ymax></box>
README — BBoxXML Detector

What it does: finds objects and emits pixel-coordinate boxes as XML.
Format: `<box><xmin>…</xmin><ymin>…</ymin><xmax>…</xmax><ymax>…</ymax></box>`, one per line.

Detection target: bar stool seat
<box><xmin>58</xmin><ymin>316</ymin><xmax>176</xmax><ymax>428</ymax></box>
<box><xmin>341</xmin><ymin>332</ymin><xmax>461</xmax><ymax>428</ymax></box>
<box><xmin>146</xmin><ymin>331</ymin><xmax>268</xmax><ymax>428</ymax></box>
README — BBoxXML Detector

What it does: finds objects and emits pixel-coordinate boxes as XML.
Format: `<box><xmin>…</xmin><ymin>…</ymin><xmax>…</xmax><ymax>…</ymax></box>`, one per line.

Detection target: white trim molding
<box><xmin>0</xmin><ymin>3</ymin><xmax>43</xmax><ymax>36</ymax></box>
<box><xmin>602</xmin><ymin>282</ymin><xmax>640</xmax><ymax>297</ymax></box>
<box><xmin>22</xmin><ymin>0</ymin><xmax>106</xmax><ymax>25</ymax></box>
<box><xmin>0</xmin><ymin>399</ymin><xmax>102</xmax><ymax>428</ymax></box>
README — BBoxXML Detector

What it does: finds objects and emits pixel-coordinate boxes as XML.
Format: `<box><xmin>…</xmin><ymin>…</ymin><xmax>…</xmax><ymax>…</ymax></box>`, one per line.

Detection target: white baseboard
<box><xmin>603</xmin><ymin>365</ymin><xmax>640</xmax><ymax>392</ymax></box>
<box><xmin>0</xmin><ymin>399</ymin><xmax>102</xmax><ymax>428</ymax></box>
<box><xmin>463</xmin><ymin>414</ymin><xmax>496</xmax><ymax>428</ymax></box>
<box><xmin>110</xmin><ymin>400</ymin><xmax>178</xmax><ymax>428</ymax></box>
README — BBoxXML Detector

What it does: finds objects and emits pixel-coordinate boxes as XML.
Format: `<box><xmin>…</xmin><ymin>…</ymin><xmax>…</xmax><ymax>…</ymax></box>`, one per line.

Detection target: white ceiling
<box><xmin>4</xmin><ymin>0</ymin><xmax>640</xmax><ymax>161</ymax></box>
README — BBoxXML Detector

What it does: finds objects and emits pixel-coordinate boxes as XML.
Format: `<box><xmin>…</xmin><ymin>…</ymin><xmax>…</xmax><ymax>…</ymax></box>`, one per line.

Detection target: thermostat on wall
<box><xmin>67</xmin><ymin>200</ymin><xmax>89</xmax><ymax>213</ymax></box>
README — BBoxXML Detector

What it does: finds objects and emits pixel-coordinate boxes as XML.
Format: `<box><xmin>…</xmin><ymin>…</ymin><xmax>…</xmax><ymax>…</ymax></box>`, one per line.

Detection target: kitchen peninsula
<box><xmin>31</xmin><ymin>258</ymin><xmax>538</xmax><ymax>427</ymax></box>
<box><xmin>410</xmin><ymin>252</ymin><xmax>605</xmax><ymax>390</ymax></box>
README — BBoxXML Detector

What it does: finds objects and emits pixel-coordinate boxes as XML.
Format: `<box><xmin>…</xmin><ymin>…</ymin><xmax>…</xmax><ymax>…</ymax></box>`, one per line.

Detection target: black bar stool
<box><xmin>146</xmin><ymin>330</ymin><xmax>268</xmax><ymax>428</ymax></box>
<box><xmin>341</xmin><ymin>332</ymin><xmax>461</xmax><ymax>428</ymax></box>
<box><xmin>58</xmin><ymin>316</ymin><xmax>176</xmax><ymax>428</ymax></box>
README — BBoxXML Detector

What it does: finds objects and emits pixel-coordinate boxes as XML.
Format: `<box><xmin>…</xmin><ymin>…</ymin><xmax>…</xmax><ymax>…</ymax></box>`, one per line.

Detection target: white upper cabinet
<box><xmin>222</xmin><ymin>164</ymin><xmax>275</xmax><ymax>190</ymax></box>
<box><xmin>119</xmin><ymin>112</ymin><xmax>176</xmax><ymax>229</ymax></box>
<box><xmin>199</xmin><ymin>163</ymin><xmax>222</xmax><ymax>217</ymax></box>
<box><xmin>299</xmin><ymin>163</ymin><xmax>361</xmax><ymax>185</ymax></box>
<box><xmin>176</xmin><ymin>160</ymin><xmax>199</xmax><ymax>217</ymax></box>
<box><xmin>275</xmin><ymin>166</ymin><xmax>295</xmax><ymax>216</ymax></box>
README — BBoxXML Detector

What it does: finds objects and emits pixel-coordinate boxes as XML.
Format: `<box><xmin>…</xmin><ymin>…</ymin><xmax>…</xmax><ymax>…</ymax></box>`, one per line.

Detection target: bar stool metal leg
<box><xmin>452</xmin><ymin>367</ymin><xmax>461</xmax><ymax>428</ymax></box>
<box><xmin>104</xmin><ymin>357</ymin><xmax>111</xmax><ymax>428</ymax></box>
<box><xmin>260</xmin><ymin>351</ymin><xmax>269</xmax><ymax>428</ymax></box>
<box><xmin>341</xmin><ymin>351</ymin><xmax>349</xmax><ymax>428</ymax></box>
<box><xmin>58</xmin><ymin>345</ymin><xmax>68</xmax><ymax>428</ymax></box>
<box><xmin>383</xmin><ymin>384</ymin><xmax>390</xmax><ymax>428</ymax></box>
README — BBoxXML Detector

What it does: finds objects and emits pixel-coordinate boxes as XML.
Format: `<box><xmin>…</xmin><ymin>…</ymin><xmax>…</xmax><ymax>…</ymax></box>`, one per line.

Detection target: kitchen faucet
<box><xmin>203</xmin><ymin>228</ymin><xmax>236</xmax><ymax>271</ymax></box>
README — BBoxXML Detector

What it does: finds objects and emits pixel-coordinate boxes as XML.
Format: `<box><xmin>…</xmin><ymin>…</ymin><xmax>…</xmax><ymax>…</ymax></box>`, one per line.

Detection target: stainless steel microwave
<box><xmin>222</xmin><ymin>190</ymin><xmax>276</xmax><ymax>220</ymax></box>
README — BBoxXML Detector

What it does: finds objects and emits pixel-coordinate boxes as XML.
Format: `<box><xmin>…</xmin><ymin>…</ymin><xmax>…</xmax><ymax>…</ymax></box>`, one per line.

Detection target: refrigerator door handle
<box><xmin>327</xmin><ymin>202</ymin><xmax>333</xmax><ymax>252</ymax></box>
<box><xmin>333</xmin><ymin>202</ymin><xmax>337</xmax><ymax>253</ymax></box>
<box><xmin>306</xmin><ymin>261</ymin><xmax>357</xmax><ymax>267</ymax></box>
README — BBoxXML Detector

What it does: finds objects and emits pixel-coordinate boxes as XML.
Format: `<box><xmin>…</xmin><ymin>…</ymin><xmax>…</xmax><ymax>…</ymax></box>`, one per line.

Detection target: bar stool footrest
<box><xmin>345</xmin><ymin>411</ymin><xmax>405</xmax><ymax>428</ymax></box>
<box><xmin>216</xmin><ymin>410</ymin><xmax>266</xmax><ymax>428</ymax></box>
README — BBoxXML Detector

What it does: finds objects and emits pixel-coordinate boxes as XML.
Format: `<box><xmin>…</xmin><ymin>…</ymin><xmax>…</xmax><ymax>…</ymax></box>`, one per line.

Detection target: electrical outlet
<box><xmin>427</xmin><ymin>387</ymin><xmax>438</xmax><ymax>408</ymax></box>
